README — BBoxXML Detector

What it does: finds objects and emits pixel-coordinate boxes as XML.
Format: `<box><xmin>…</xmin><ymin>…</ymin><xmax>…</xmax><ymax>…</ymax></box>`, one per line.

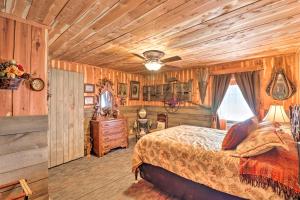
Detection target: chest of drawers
<box><xmin>91</xmin><ymin>118</ymin><xmax>128</xmax><ymax>157</ymax></box>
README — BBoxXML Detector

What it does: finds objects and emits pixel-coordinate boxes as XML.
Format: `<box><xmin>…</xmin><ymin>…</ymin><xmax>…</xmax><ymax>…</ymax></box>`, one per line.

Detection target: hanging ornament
<box><xmin>266</xmin><ymin>57</ymin><xmax>296</xmax><ymax>100</ymax></box>
<box><xmin>198</xmin><ymin>67</ymin><xmax>209</xmax><ymax>104</ymax></box>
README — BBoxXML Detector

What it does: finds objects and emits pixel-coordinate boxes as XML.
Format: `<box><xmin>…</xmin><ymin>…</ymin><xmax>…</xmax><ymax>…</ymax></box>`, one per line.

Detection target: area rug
<box><xmin>123</xmin><ymin>180</ymin><xmax>177</xmax><ymax>200</ymax></box>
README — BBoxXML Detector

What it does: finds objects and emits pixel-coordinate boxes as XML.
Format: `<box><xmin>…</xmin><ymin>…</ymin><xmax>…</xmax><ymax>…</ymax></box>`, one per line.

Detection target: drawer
<box><xmin>101</xmin><ymin>126</ymin><xmax>126</xmax><ymax>135</ymax></box>
<box><xmin>102</xmin><ymin>127</ymin><xmax>126</xmax><ymax>135</ymax></box>
<box><xmin>104</xmin><ymin>138</ymin><xmax>127</xmax><ymax>150</ymax></box>
<box><xmin>103</xmin><ymin>132</ymin><xmax>126</xmax><ymax>140</ymax></box>
<box><xmin>100</xmin><ymin>120</ymin><xmax>124</xmax><ymax>128</ymax></box>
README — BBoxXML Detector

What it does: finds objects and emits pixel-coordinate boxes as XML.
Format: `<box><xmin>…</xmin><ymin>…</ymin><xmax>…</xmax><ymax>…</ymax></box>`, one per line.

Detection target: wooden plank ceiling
<box><xmin>1</xmin><ymin>0</ymin><xmax>300</xmax><ymax>73</ymax></box>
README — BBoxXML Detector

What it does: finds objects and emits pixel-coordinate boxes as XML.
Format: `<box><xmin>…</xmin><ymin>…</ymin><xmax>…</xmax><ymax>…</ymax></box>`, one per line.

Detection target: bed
<box><xmin>132</xmin><ymin>125</ymin><xmax>283</xmax><ymax>200</ymax></box>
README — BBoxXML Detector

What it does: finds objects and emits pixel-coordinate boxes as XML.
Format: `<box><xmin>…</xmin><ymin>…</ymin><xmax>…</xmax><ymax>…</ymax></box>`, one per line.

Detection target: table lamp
<box><xmin>263</xmin><ymin>105</ymin><xmax>290</xmax><ymax>123</ymax></box>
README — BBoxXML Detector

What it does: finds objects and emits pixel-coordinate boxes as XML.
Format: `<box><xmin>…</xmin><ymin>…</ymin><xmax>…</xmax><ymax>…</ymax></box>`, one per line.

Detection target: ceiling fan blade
<box><xmin>123</xmin><ymin>62</ymin><xmax>142</xmax><ymax>64</ymax></box>
<box><xmin>161</xmin><ymin>56</ymin><xmax>182</xmax><ymax>63</ymax></box>
<box><xmin>163</xmin><ymin>65</ymin><xmax>181</xmax><ymax>70</ymax></box>
<box><xmin>132</xmin><ymin>53</ymin><xmax>145</xmax><ymax>60</ymax></box>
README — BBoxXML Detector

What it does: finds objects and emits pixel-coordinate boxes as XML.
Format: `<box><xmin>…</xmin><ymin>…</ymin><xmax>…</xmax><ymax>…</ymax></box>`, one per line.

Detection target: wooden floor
<box><xmin>49</xmin><ymin>138</ymin><xmax>174</xmax><ymax>200</ymax></box>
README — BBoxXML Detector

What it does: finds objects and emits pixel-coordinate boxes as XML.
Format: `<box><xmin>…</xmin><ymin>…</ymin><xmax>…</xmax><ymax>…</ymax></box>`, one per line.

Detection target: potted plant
<box><xmin>0</xmin><ymin>60</ymin><xmax>30</xmax><ymax>90</ymax></box>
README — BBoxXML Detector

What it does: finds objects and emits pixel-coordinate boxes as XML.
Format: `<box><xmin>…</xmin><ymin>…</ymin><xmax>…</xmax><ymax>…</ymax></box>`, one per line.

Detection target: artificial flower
<box><xmin>6</xmin><ymin>72</ymin><xmax>16</xmax><ymax>78</ymax></box>
<box><xmin>4</xmin><ymin>66</ymin><xmax>24</xmax><ymax>77</ymax></box>
<box><xmin>17</xmin><ymin>64</ymin><xmax>24</xmax><ymax>71</ymax></box>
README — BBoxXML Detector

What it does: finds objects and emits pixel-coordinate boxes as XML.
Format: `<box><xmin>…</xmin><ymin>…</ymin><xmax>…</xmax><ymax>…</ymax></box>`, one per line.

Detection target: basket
<box><xmin>0</xmin><ymin>77</ymin><xmax>22</xmax><ymax>90</ymax></box>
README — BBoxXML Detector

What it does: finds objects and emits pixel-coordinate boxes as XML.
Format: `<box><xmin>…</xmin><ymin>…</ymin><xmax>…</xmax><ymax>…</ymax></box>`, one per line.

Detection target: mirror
<box><xmin>100</xmin><ymin>91</ymin><xmax>113</xmax><ymax>114</ymax></box>
<box><xmin>266</xmin><ymin>69</ymin><xmax>296</xmax><ymax>100</ymax></box>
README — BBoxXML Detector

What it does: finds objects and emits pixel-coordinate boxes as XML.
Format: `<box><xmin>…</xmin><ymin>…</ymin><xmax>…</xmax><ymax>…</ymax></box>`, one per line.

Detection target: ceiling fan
<box><xmin>130</xmin><ymin>50</ymin><xmax>182</xmax><ymax>71</ymax></box>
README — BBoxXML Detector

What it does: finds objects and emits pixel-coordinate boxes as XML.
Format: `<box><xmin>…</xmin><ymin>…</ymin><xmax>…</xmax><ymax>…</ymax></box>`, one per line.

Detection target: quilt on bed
<box><xmin>132</xmin><ymin>125</ymin><xmax>283</xmax><ymax>200</ymax></box>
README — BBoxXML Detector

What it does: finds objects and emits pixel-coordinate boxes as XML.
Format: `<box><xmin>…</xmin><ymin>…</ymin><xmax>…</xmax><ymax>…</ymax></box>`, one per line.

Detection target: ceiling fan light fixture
<box><xmin>144</xmin><ymin>60</ymin><xmax>163</xmax><ymax>71</ymax></box>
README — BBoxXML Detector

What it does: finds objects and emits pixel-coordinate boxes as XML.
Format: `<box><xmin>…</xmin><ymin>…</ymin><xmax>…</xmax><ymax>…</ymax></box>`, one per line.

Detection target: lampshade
<box><xmin>144</xmin><ymin>60</ymin><xmax>162</xmax><ymax>71</ymax></box>
<box><xmin>263</xmin><ymin>105</ymin><xmax>290</xmax><ymax>123</ymax></box>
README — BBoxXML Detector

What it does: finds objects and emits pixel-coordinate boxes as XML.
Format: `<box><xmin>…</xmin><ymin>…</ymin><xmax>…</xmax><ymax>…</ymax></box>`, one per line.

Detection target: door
<box><xmin>48</xmin><ymin>69</ymin><xmax>84</xmax><ymax>168</ymax></box>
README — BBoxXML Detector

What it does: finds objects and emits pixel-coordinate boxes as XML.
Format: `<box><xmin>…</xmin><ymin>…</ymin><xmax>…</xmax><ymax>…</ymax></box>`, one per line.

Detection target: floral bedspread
<box><xmin>132</xmin><ymin>125</ymin><xmax>282</xmax><ymax>200</ymax></box>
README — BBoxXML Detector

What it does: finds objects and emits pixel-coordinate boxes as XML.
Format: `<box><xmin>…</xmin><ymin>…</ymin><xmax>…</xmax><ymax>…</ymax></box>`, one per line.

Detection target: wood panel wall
<box><xmin>0</xmin><ymin>16</ymin><xmax>48</xmax><ymax>199</ymax></box>
<box><xmin>0</xmin><ymin>16</ymin><xmax>47</xmax><ymax>117</ymax></box>
<box><xmin>50</xmin><ymin>59</ymin><xmax>146</xmax><ymax>155</ymax></box>
<box><xmin>144</xmin><ymin>53</ymin><xmax>300</xmax><ymax>117</ymax></box>
<box><xmin>0</xmin><ymin>116</ymin><xmax>48</xmax><ymax>200</ymax></box>
<box><xmin>145</xmin><ymin>106</ymin><xmax>211</xmax><ymax>128</ymax></box>
<box><xmin>50</xmin><ymin>59</ymin><xmax>145</xmax><ymax>107</ymax></box>
<box><xmin>48</xmin><ymin>69</ymin><xmax>84</xmax><ymax>168</ymax></box>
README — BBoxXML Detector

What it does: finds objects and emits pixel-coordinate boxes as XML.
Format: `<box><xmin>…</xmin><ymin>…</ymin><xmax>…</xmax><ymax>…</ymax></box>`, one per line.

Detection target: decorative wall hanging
<box><xmin>0</xmin><ymin>60</ymin><xmax>31</xmax><ymax>90</ymax></box>
<box><xmin>84</xmin><ymin>83</ymin><xmax>95</xmax><ymax>93</ymax></box>
<box><xmin>130</xmin><ymin>81</ymin><xmax>140</xmax><ymax>100</ymax></box>
<box><xmin>164</xmin><ymin>83</ymin><xmax>181</xmax><ymax>113</ymax></box>
<box><xmin>198</xmin><ymin>67</ymin><xmax>209</xmax><ymax>104</ymax></box>
<box><xmin>30</xmin><ymin>78</ymin><xmax>45</xmax><ymax>91</ymax></box>
<box><xmin>143</xmin><ymin>80</ymin><xmax>192</xmax><ymax>103</ymax></box>
<box><xmin>84</xmin><ymin>96</ymin><xmax>95</xmax><ymax>105</ymax></box>
<box><xmin>117</xmin><ymin>83</ymin><xmax>127</xmax><ymax>97</ymax></box>
<box><xmin>266</xmin><ymin>58</ymin><xmax>296</xmax><ymax>100</ymax></box>
<box><xmin>290</xmin><ymin>105</ymin><xmax>300</xmax><ymax>141</ymax></box>
<box><xmin>117</xmin><ymin>83</ymin><xmax>127</xmax><ymax>106</ymax></box>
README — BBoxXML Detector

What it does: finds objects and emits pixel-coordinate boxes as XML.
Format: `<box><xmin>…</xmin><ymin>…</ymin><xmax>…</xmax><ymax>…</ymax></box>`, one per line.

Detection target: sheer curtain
<box><xmin>218</xmin><ymin>85</ymin><xmax>254</xmax><ymax>121</ymax></box>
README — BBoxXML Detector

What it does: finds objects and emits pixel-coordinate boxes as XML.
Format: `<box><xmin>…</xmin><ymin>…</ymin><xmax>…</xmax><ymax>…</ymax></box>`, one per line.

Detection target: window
<box><xmin>218</xmin><ymin>84</ymin><xmax>254</xmax><ymax>122</ymax></box>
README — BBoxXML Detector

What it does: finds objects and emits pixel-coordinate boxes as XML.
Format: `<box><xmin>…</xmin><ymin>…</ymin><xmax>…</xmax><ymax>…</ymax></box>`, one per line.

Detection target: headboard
<box><xmin>290</xmin><ymin>105</ymin><xmax>300</xmax><ymax>141</ymax></box>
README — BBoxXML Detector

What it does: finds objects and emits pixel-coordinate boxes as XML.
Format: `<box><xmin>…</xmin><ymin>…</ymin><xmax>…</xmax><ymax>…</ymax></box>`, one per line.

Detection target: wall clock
<box><xmin>30</xmin><ymin>78</ymin><xmax>45</xmax><ymax>91</ymax></box>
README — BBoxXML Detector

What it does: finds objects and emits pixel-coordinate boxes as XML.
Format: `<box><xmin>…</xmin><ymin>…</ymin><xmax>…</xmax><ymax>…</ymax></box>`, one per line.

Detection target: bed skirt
<box><xmin>139</xmin><ymin>163</ymin><xmax>244</xmax><ymax>200</ymax></box>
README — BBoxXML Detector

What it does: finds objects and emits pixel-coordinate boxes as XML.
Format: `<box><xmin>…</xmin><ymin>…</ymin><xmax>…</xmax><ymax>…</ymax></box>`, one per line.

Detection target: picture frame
<box><xmin>130</xmin><ymin>81</ymin><xmax>140</xmax><ymax>100</ymax></box>
<box><xmin>84</xmin><ymin>96</ymin><xmax>94</xmax><ymax>105</ymax></box>
<box><xmin>84</xmin><ymin>83</ymin><xmax>95</xmax><ymax>93</ymax></box>
<box><xmin>117</xmin><ymin>83</ymin><xmax>127</xmax><ymax>97</ymax></box>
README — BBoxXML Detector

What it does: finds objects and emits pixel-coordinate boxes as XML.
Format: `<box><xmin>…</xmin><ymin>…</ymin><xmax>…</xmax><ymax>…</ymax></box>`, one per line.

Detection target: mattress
<box><xmin>132</xmin><ymin>125</ymin><xmax>283</xmax><ymax>200</ymax></box>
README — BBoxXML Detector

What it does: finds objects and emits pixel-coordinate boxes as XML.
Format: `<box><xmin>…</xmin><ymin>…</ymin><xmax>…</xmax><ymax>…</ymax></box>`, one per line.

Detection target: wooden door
<box><xmin>48</xmin><ymin>69</ymin><xmax>84</xmax><ymax>168</ymax></box>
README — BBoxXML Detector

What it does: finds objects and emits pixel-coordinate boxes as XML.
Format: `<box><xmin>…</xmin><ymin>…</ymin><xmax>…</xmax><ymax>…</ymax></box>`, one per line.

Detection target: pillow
<box><xmin>222</xmin><ymin>117</ymin><xmax>258</xmax><ymax>150</ymax></box>
<box><xmin>235</xmin><ymin>125</ymin><xmax>289</xmax><ymax>157</ymax></box>
<box><xmin>257</xmin><ymin>121</ymin><xmax>280</xmax><ymax>129</ymax></box>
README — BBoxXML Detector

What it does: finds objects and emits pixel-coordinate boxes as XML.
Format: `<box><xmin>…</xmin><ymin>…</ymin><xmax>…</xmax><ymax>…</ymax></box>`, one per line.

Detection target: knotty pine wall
<box><xmin>144</xmin><ymin>53</ymin><xmax>300</xmax><ymax>118</ymax></box>
<box><xmin>50</xmin><ymin>59</ymin><xmax>145</xmax><ymax>107</ymax></box>
<box><xmin>0</xmin><ymin>16</ymin><xmax>48</xmax><ymax>200</ymax></box>
<box><xmin>0</xmin><ymin>16</ymin><xmax>47</xmax><ymax>117</ymax></box>
<box><xmin>50</xmin><ymin>59</ymin><xmax>146</xmax><ymax>146</ymax></box>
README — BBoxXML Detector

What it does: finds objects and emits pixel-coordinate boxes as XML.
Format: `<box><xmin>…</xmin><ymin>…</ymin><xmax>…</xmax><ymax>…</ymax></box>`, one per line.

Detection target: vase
<box><xmin>0</xmin><ymin>77</ymin><xmax>22</xmax><ymax>90</ymax></box>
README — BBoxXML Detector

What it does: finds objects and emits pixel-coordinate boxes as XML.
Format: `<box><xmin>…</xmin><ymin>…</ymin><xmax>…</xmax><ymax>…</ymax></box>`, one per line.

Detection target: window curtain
<box><xmin>211</xmin><ymin>74</ymin><xmax>231</xmax><ymax>129</ymax></box>
<box><xmin>234</xmin><ymin>71</ymin><xmax>260</xmax><ymax>117</ymax></box>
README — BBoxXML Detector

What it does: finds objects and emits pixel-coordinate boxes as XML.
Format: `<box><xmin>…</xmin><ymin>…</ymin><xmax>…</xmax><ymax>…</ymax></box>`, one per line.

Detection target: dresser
<box><xmin>91</xmin><ymin>118</ymin><xmax>128</xmax><ymax>157</ymax></box>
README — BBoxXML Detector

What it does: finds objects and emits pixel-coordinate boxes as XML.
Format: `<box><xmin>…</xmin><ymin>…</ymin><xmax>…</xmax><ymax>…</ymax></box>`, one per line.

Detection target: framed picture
<box><xmin>84</xmin><ymin>96</ymin><xmax>94</xmax><ymax>105</ymax></box>
<box><xmin>117</xmin><ymin>83</ymin><xmax>127</xmax><ymax>97</ymax></box>
<box><xmin>84</xmin><ymin>84</ymin><xmax>95</xmax><ymax>93</ymax></box>
<box><xmin>130</xmin><ymin>81</ymin><xmax>140</xmax><ymax>100</ymax></box>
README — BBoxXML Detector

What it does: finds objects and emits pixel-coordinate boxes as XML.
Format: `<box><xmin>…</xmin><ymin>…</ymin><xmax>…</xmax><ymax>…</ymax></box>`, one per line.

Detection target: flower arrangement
<box><xmin>0</xmin><ymin>60</ymin><xmax>30</xmax><ymax>79</ymax></box>
<box><xmin>0</xmin><ymin>60</ymin><xmax>31</xmax><ymax>90</ymax></box>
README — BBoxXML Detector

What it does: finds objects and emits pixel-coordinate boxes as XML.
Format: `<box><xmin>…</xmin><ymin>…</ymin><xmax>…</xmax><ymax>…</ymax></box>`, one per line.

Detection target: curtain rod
<box><xmin>210</xmin><ymin>66</ymin><xmax>264</xmax><ymax>76</ymax></box>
